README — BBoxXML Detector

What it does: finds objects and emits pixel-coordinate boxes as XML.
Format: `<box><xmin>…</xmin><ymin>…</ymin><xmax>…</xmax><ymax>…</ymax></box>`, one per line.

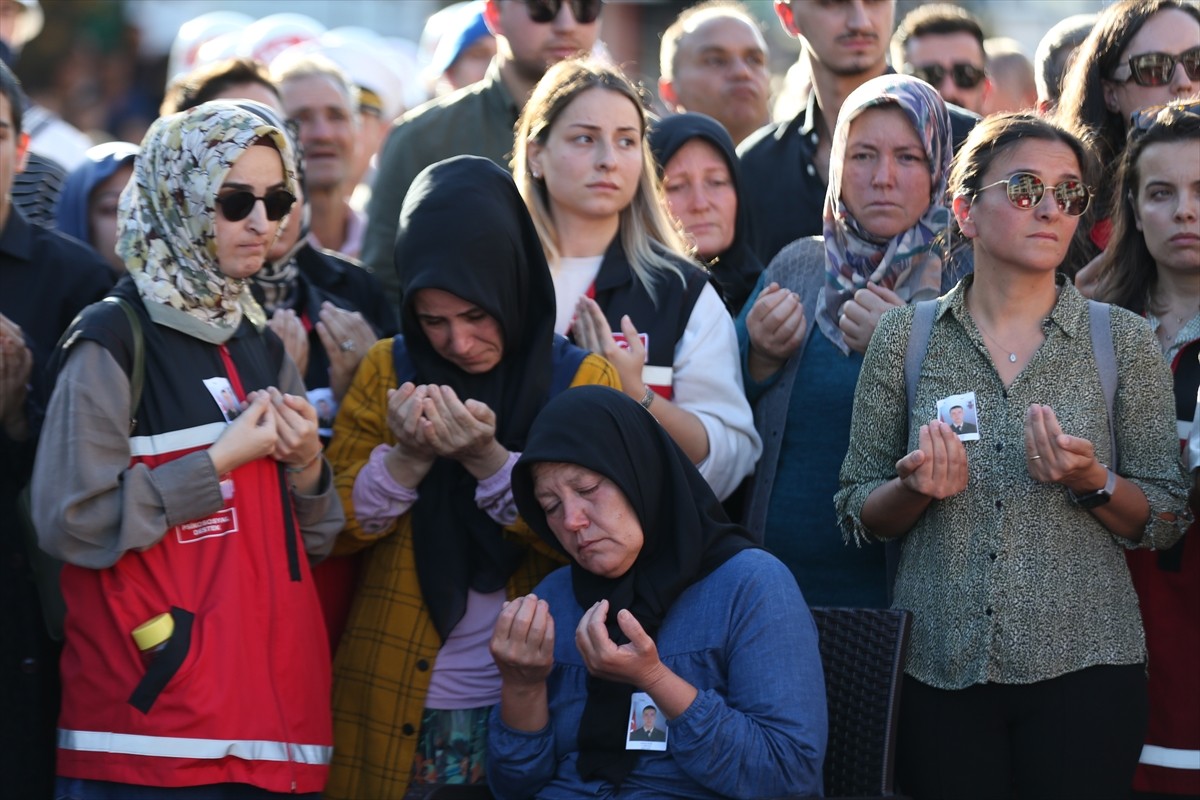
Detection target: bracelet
<box><xmin>639</xmin><ymin>386</ymin><xmax>655</xmax><ymax>410</ymax></box>
<box><xmin>286</xmin><ymin>452</ymin><xmax>322</xmax><ymax>474</ymax></box>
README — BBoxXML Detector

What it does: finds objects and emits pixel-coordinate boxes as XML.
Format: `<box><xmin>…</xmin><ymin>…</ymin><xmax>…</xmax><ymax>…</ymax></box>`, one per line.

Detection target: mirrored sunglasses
<box><xmin>524</xmin><ymin>0</ymin><xmax>602</xmax><ymax>24</ymax></box>
<box><xmin>1113</xmin><ymin>46</ymin><xmax>1200</xmax><ymax>87</ymax></box>
<box><xmin>906</xmin><ymin>62</ymin><xmax>987</xmax><ymax>90</ymax></box>
<box><xmin>976</xmin><ymin>172</ymin><xmax>1092</xmax><ymax>217</ymax></box>
<box><xmin>215</xmin><ymin>189</ymin><xmax>297</xmax><ymax>222</ymax></box>
<box><xmin>1129</xmin><ymin>98</ymin><xmax>1200</xmax><ymax>140</ymax></box>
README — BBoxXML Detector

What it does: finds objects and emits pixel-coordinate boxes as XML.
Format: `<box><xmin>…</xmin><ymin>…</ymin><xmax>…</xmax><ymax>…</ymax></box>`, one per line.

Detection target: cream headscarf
<box><xmin>116</xmin><ymin>101</ymin><xmax>299</xmax><ymax>342</ymax></box>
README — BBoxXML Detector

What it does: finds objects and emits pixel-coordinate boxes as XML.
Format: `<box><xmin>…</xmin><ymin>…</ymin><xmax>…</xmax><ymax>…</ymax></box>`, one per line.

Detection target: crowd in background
<box><xmin>0</xmin><ymin>0</ymin><xmax>1197</xmax><ymax>798</ymax></box>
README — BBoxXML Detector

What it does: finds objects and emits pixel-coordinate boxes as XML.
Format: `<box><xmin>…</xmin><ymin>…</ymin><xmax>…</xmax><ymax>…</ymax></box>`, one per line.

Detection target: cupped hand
<box><xmin>490</xmin><ymin>594</ymin><xmax>555</xmax><ymax>687</ymax></box>
<box><xmin>208</xmin><ymin>393</ymin><xmax>278</xmax><ymax>474</ymax></box>
<box><xmin>416</xmin><ymin>384</ymin><xmax>498</xmax><ymax>460</ymax></box>
<box><xmin>839</xmin><ymin>283</ymin><xmax>904</xmax><ymax>354</ymax></box>
<box><xmin>258</xmin><ymin>387</ymin><xmax>322</xmax><ymax>469</ymax></box>
<box><xmin>746</xmin><ymin>282</ymin><xmax>805</xmax><ymax>380</ymax></box>
<box><xmin>896</xmin><ymin>420</ymin><xmax>969</xmax><ymax>500</ymax></box>
<box><xmin>268</xmin><ymin>309</ymin><xmax>309</xmax><ymax>377</ymax></box>
<box><xmin>1023</xmin><ymin>404</ymin><xmax>1102</xmax><ymax>490</ymax></box>
<box><xmin>575</xmin><ymin>599</ymin><xmax>664</xmax><ymax>689</ymax></box>
<box><xmin>316</xmin><ymin>303</ymin><xmax>377</xmax><ymax>401</ymax></box>
<box><xmin>386</xmin><ymin>382</ymin><xmax>434</xmax><ymax>457</ymax></box>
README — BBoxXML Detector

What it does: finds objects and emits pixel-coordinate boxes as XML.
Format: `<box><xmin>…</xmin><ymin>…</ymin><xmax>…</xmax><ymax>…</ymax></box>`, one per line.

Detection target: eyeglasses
<box><xmin>976</xmin><ymin>173</ymin><xmax>1093</xmax><ymax>217</ymax></box>
<box><xmin>1111</xmin><ymin>46</ymin><xmax>1200</xmax><ymax>87</ymax></box>
<box><xmin>523</xmin><ymin>0</ymin><xmax>602</xmax><ymax>24</ymax></box>
<box><xmin>215</xmin><ymin>189</ymin><xmax>297</xmax><ymax>222</ymax></box>
<box><xmin>1129</xmin><ymin>98</ymin><xmax>1200</xmax><ymax>139</ymax></box>
<box><xmin>905</xmin><ymin>62</ymin><xmax>987</xmax><ymax>90</ymax></box>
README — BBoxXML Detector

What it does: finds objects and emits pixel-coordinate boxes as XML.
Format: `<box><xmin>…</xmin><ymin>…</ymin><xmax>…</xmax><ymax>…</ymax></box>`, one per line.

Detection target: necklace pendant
<box><xmin>1008</xmin><ymin>353</ymin><xmax>1017</xmax><ymax>363</ymax></box>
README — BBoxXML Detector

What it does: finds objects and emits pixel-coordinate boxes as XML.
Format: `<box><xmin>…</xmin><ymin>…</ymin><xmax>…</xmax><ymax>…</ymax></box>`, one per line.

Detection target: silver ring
<box><xmin>340</xmin><ymin>339</ymin><xmax>357</xmax><ymax>352</ymax></box>
<box><xmin>1028</xmin><ymin>454</ymin><xmax>1042</xmax><ymax>460</ymax></box>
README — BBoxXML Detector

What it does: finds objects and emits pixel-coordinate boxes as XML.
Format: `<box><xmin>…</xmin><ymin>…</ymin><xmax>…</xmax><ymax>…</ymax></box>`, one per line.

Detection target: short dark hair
<box><xmin>0</xmin><ymin>58</ymin><xmax>25</xmax><ymax>136</ymax></box>
<box><xmin>1033</xmin><ymin>13</ymin><xmax>1096</xmax><ymax>107</ymax></box>
<box><xmin>891</xmin><ymin>4</ymin><xmax>986</xmax><ymax>67</ymax></box>
<box><xmin>950</xmin><ymin>405</ymin><xmax>964</xmax><ymax>412</ymax></box>
<box><xmin>161</xmin><ymin>57</ymin><xmax>280</xmax><ymax>116</ymax></box>
<box><xmin>642</xmin><ymin>705</ymin><xmax>657</xmax><ymax>714</ymax></box>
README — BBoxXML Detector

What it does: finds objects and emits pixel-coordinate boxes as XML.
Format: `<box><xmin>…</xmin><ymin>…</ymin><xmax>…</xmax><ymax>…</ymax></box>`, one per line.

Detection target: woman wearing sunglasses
<box><xmin>1057</xmin><ymin>0</ymin><xmax>1199</xmax><ymax>264</ymax></box>
<box><xmin>512</xmin><ymin>58</ymin><xmax>759</xmax><ymax>504</ymax></box>
<box><xmin>31</xmin><ymin>102</ymin><xmax>344</xmax><ymax>798</ymax></box>
<box><xmin>836</xmin><ymin>112</ymin><xmax>1191</xmax><ymax>799</ymax></box>
<box><xmin>1091</xmin><ymin>100</ymin><xmax>1200</xmax><ymax>799</ymax></box>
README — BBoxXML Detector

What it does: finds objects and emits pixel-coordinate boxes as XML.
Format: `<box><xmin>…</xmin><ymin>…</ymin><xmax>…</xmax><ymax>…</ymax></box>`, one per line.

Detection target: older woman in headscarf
<box><xmin>648</xmin><ymin>112</ymin><xmax>763</xmax><ymax>316</ymax></box>
<box><xmin>734</xmin><ymin>74</ymin><xmax>966</xmax><ymax>607</ymax></box>
<box><xmin>487</xmin><ymin>385</ymin><xmax>826</xmax><ymax>799</ymax></box>
<box><xmin>32</xmin><ymin>101</ymin><xmax>343</xmax><ymax>798</ymax></box>
<box><xmin>324</xmin><ymin>156</ymin><xmax>618</xmax><ymax>800</ymax></box>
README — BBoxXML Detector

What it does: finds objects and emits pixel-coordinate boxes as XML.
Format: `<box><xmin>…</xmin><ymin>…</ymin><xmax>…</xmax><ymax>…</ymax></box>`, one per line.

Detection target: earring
<box><xmin>531</xmin><ymin>169</ymin><xmax>541</xmax><ymax>179</ymax></box>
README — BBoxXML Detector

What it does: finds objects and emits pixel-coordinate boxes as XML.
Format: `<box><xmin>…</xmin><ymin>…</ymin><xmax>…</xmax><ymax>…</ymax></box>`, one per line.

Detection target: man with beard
<box><xmin>738</xmin><ymin>0</ymin><xmax>978</xmax><ymax>264</ymax></box>
<box><xmin>361</xmin><ymin>0</ymin><xmax>602</xmax><ymax>307</ymax></box>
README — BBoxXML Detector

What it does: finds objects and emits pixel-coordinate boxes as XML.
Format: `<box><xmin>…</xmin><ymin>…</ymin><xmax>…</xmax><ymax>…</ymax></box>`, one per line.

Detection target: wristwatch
<box><xmin>1068</xmin><ymin>466</ymin><xmax>1117</xmax><ymax>509</ymax></box>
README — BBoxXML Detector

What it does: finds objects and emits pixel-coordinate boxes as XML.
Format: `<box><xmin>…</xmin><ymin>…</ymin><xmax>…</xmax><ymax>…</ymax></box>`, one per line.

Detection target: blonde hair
<box><xmin>512</xmin><ymin>58</ymin><xmax>692</xmax><ymax>299</ymax></box>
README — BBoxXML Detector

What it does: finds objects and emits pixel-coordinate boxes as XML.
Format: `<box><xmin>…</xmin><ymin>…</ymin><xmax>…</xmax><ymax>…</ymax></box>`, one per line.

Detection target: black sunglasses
<box><xmin>976</xmin><ymin>172</ymin><xmax>1093</xmax><ymax>217</ymax></box>
<box><xmin>906</xmin><ymin>62</ymin><xmax>987</xmax><ymax>90</ymax></box>
<box><xmin>524</xmin><ymin>0</ymin><xmax>602</xmax><ymax>24</ymax></box>
<box><xmin>215</xmin><ymin>189</ymin><xmax>297</xmax><ymax>222</ymax></box>
<box><xmin>1129</xmin><ymin>98</ymin><xmax>1200</xmax><ymax>140</ymax></box>
<box><xmin>1112</xmin><ymin>46</ymin><xmax>1200</xmax><ymax>87</ymax></box>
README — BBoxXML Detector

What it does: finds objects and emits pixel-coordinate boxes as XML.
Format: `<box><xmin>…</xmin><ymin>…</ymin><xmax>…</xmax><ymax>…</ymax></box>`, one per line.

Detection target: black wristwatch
<box><xmin>1068</xmin><ymin>466</ymin><xmax>1117</xmax><ymax>509</ymax></box>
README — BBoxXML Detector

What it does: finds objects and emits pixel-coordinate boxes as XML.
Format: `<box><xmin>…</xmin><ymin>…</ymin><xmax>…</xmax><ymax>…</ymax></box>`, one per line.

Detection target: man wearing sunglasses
<box><xmin>738</xmin><ymin>0</ymin><xmax>978</xmax><ymax>264</ymax></box>
<box><xmin>891</xmin><ymin>3</ymin><xmax>991</xmax><ymax>115</ymax></box>
<box><xmin>361</xmin><ymin>0</ymin><xmax>602</xmax><ymax>308</ymax></box>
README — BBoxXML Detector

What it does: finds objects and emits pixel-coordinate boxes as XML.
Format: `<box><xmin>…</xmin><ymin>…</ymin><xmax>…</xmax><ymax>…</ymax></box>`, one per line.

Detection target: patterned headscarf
<box><xmin>817</xmin><ymin>75</ymin><xmax>952</xmax><ymax>355</ymax></box>
<box><xmin>116</xmin><ymin>101</ymin><xmax>299</xmax><ymax>340</ymax></box>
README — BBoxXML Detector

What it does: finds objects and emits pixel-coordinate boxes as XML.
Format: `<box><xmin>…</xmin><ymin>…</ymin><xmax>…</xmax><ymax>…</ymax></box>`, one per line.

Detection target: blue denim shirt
<box><xmin>488</xmin><ymin>549</ymin><xmax>827</xmax><ymax>799</ymax></box>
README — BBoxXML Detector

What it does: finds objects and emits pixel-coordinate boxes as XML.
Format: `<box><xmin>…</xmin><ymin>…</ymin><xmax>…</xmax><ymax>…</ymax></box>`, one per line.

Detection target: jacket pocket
<box><xmin>128</xmin><ymin>606</ymin><xmax>194</xmax><ymax>714</ymax></box>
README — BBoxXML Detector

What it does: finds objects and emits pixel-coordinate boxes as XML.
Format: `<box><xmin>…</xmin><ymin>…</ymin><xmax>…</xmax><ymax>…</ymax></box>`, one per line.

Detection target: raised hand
<box><xmin>895</xmin><ymin>420</ymin><xmax>969</xmax><ymax>500</ymax></box>
<box><xmin>416</xmin><ymin>384</ymin><xmax>508</xmax><ymax>478</ymax></box>
<box><xmin>1023</xmin><ymin>404</ymin><xmax>1103</xmax><ymax>490</ymax></box>
<box><xmin>839</xmin><ymin>283</ymin><xmax>904</xmax><ymax>354</ymax></box>
<box><xmin>208</xmin><ymin>393</ymin><xmax>278</xmax><ymax>475</ymax></box>
<box><xmin>267</xmin><ymin>309</ymin><xmax>309</xmax><ymax>377</ymax></box>
<box><xmin>746</xmin><ymin>281</ymin><xmax>805</xmax><ymax>381</ymax></box>
<box><xmin>490</xmin><ymin>594</ymin><xmax>555</xmax><ymax>687</ymax></box>
<box><xmin>575</xmin><ymin>599</ymin><xmax>665</xmax><ymax>688</ymax></box>
<box><xmin>316</xmin><ymin>303</ymin><xmax>377</xmax><ymax>401</ymax></box>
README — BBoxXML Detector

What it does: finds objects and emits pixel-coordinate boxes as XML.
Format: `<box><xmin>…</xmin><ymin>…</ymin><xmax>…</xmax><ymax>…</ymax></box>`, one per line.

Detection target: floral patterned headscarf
<box><xmin>117</xmin><ymin>101</ymin><xmax>299</xmax><ymax>339</ymax></box>
<box><xmin>817</xmin><ymin>75</ymin><xmax>953</xmax><ymax>355</ymax></box>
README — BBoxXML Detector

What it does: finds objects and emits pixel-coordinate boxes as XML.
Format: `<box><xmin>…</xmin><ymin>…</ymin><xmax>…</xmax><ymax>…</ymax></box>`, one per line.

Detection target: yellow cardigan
<box><xmin>324</xmin><ymin>339</ymin><xmax>618</xmax><ymax>799</ymax></box>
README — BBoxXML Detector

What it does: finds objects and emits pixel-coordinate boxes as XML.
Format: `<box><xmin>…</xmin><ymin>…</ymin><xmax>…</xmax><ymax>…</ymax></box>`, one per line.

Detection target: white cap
<box><xmin>234</xmin><ymin>13</ymin><xmax>326</xmax><ymax>68</ymax></box>
<box><xmin>166</xmin><ymin>11</ymin><xmax>254</xmax><ymax>89</ymax></box>
<box><xmin>280</xmin><ymin>33</ymin><xmax>411</xmax><ymax>121</ymax></box>
<box><xmin>5</xmin><ymin>0</ymin><xmax>43</xmax><ymax>50</ymax></box>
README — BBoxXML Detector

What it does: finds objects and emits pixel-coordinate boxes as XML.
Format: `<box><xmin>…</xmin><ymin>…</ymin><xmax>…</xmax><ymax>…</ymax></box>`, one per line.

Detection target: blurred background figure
<box><xmin>891</xmin><ymin>2</ymin><xmax>992</xmax><ymax>115</ymax></box>
<box><xmin>424</xmin><ymin>0</ymin><xmax>495</xmax><ymax>97</ymax></box>
<box><xmin>982</xmin><ymin>37</ymin><xmax>1038</xmax><ymax>115</ymax></box>
<box><xmin>53</xmin><ymin>141</ymin><xmax>137</xmax><ymax>275</ymax></box>
<box><xmin>657</xmin><ymin>0</ymin><xmax>771</xmax><ymax>147</ymax></box>
<box><xmin>1033</xmin><ymin>12</ymin><xmax>1097</xmax><ymax>115</ymax></box>
<box><xmin>164</xmin><ymin>10</ymin><xmax>254</xmax><ymax>90</ymax></box>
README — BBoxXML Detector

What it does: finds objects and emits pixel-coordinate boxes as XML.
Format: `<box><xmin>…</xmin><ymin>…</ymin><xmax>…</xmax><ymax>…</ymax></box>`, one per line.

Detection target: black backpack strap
<box><xmin>1087</xmin><ymin>300</ymin><xmax>1118</xmax><ymax>471</ymax></box>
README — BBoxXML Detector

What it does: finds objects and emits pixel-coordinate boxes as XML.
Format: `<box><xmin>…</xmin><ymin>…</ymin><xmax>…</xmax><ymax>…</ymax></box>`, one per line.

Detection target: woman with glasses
<box><xmin>32</xmin><ymin>101</ymin><xmax>344</xmax><ymax>798</ymax></box>
<box><xmin>1091</xmin><ymin>100</ymin><xmax>1200</xmax><ymax>799</ymax></box>
<box><xmin>836</xmin><ymin>113</ymin><xmax>1191</xmax><ymax>799</ymax></box>
<box><xmin>736</xmin><ymin>74</ymin><xmax>966</xmax><ymax>606</ymax></box>
<box><xmin>1057</xmin><ymin>0</ymin><xmax>1199</xmax><ymax>270</ymax></box>
<box><xmin>512</xmin><ymin>58</ymin><xmax>759</xmax><ymax>503</ymax></box>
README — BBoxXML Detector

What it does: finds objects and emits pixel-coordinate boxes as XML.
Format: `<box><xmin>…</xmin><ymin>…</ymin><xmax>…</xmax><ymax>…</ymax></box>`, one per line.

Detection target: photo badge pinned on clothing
<box><xmin>626</xmin><ymin>691</ymin><xmax>668</xmax><ymax>751</ymax></box>
<box><xmin>937</xmin><ymin>391</ymin><xmax>980</xmax><ymax>442</ymax></box>
<box><xmin>203</xmin><ymin>377</ymin><xmax>242</xmax><ymax>422</ymax></box>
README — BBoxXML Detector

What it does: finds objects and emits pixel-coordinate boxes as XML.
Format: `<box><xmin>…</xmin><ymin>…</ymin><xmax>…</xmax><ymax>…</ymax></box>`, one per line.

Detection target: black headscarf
<box><xmin>396</xmin><ymin>155</ymin><xmax>558</xmax><ymax>642</ymax></box>
<box><xmin>648</xmin><ymin>113</ymin><xmax>763</xmax><ymax>315</ymax></box>
<box><xmin>512</xmin><ymin>385</ymin><xmax>756</xmax><ymax>788</ymax></box>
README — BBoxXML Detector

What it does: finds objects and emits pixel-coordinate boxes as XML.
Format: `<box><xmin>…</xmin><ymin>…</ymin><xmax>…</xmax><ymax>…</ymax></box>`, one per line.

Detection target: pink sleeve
<box><xmin>475</xmin><ymin>450</ymin><xmax>520</xmax><ymax>526</ymax></box>
<box><xmin>352</xmin><ymin>444</ymin><xmax>418</xmax><ymax>535</ymax></box>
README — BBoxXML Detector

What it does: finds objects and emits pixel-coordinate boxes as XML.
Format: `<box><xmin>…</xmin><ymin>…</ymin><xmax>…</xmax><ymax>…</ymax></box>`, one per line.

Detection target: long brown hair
<box><xmin>512</xmin><ymin>58</ymin><xmax>691</xmax><ymax>299</ymax></box>
<box><xmin>1092</xmin><ymin>103</ymin><xmax>1200</xmax><ymax>314</ymax></box>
